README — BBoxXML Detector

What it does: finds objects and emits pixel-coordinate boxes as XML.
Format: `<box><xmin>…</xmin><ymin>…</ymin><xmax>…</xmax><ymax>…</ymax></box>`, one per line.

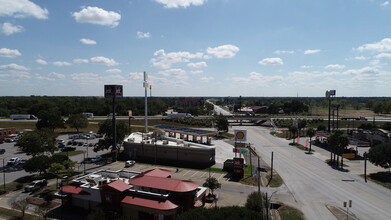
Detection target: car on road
<box><xmin>18</xmin><ymin>159</ymin><xmax>27</xmax><ymax>166</ymax></box>
<box><xmin>7</xmin><ymin>157</ymin><xmax>20</xmax><ymax>166</ymax></box>
<box><xmin>90</xmin><ymin>156</ymin><xmax>102</xmax><ymax>163</ymax></box>
<box><xmin>125</xmin><ymin>160</ymin><xmax>135</xmax><ymax>167</ymax></box>
<box><xmin>24</xmin><ymin>179</ymin><xmax>47</xmax><ymax>192</ymax></box>
<box><xmin>0</xmin><ymin>149</ymin><xmax>5</xmax><ymax>154</ymax></box>
<box><xmin>61</xmin><ymin>146</ymin><xmax>76</xmax><ymax>152</ymax></box>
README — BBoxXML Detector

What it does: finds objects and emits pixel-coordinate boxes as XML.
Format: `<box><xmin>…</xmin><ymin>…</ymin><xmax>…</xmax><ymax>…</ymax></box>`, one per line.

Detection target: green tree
<box><xmin>306</xmin><ymin>128</ymin><xmax>316</xmax><ymax>153</ymax></box>
<box><xmin>67</xmin><ymin>113</ymin><xmax>88</xmax><ymax>133</ymax></box>
<box><xmin>203</xmin><ymin>177</ymin><xmax>221</xmax><ymax>195</ymax></box>
<box><xmin>23</xmin><ymin>155</ymin><xmax>51</xmax><ymax>175</ymax></box>
<box><xmin>48</xmin><ymin>163</ymin><xmax>65</xmax><ymax>188</ymax></box>
<box><xmin>382</xmin><ymin>122</ymin><xmax>391</xmax><ymax>131</ymax></box>
<box><xmin>17</xmin><ymin>129</ymin><xmax>57</xmax><ymax>156</ymax></box>
<box><xmin>36</xmin><ymin>109</ymin><xmax>65</xmax><ymax>131</ymax></box>
<box><xmin>298</xmin><ymin>120</ymin><xmax>307</xmax><ymax>136</ymax></box>
<box><xmin>328</xmin><ymin>130</ymin><xmax>349</xmax><ymax>168</ymax></box>
<box><xmin>367</xmin><ymin>143</ymin><xmax>391</xmax><ymax>171</ymax></box>
<box><xmin>215</xmin><ymin>115</ymin><xmax>229</xmax><ymax>133</ymax></box>
<box><xmin>245</xmin><ymin>191</ymin><xmax>267</xmax><ymax>213</ymax></box>
<box><xmin>288</xmin><ymin>126</ymin><xmax>298</xmax><ymax>143</ymax></box>
<box><xmin>11</xmin><ymin>197</ymin><xmax>30</xmax><ymax>218</ymax></box>
<box><xmin>317</xmin><ymin>124</ymin><xmax>326</xmax><ymax>131</ymax></box>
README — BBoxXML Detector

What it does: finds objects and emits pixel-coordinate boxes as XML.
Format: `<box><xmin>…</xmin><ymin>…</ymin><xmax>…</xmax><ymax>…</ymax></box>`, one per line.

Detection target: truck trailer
<box><xmin>10</xmin><ymin>114</ymin><xmax>37</xmax><ymax>120</ymax></box>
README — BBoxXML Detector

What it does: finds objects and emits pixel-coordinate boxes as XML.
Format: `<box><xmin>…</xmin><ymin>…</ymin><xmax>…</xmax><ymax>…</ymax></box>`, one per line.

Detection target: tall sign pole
<box><xmin>104</xmin><ymin>85</ymin><xmax>123</xmax><ymax>162</ymax></box>
<box><xmin>144</xmin><ymin>72</ymin><xmax>149</xmax><ymax>133</ymax></box>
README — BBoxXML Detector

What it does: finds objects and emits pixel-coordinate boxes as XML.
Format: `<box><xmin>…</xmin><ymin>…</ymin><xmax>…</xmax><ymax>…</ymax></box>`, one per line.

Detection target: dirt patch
<box><xmin>28</xmin><ymin>197</ymin><xmax>60</xmax><ymax>208</ymax></box>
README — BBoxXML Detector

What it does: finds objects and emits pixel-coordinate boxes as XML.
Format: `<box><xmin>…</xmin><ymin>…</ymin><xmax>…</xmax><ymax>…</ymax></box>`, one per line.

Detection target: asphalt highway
<box><xmin>242</xmin><ymin>126</ymin><xmax>391</xmax><ymax>220</ymax></box>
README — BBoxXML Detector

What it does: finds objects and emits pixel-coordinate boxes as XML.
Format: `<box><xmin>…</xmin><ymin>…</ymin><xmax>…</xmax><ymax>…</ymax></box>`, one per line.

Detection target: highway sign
<box><xmin>234</xmin><ymin>143</ymin><xmax>246</xmax><ymax>148</ymax></box>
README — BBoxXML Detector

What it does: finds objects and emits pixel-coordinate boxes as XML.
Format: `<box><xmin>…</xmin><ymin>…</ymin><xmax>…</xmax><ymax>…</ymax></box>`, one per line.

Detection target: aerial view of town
<box><xmin>1</xmin><ymin>0</ymin><xmax>391</xmax><ymax>220</ymax></box>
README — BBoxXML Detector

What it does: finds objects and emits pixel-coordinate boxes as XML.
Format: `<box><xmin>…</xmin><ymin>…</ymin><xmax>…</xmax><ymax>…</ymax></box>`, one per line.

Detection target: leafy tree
<box><xmin>298</xmin><ymin>120</ymin><xmax>307</xmax><ymax>136</ymax></box>
<box><xmin>306</xmin><ymin>128</ymin><xmax>316</xmax><ymax>153</ymax></box>
<box><xmin>34</xmin><ymin>203</ymin><xmax>51</xmax><ymax>220</ymax></box>
<box><xmin>48</xmin><ymin>163</ymin><xmax>65</xmax><ymax>188</ymax></box>
<box><xmin>17</xmin><ymin>129</ymin><xmax>57</xmax><ymax>156</ymax></box>
<box><xmin>367</xmin><ymin>143</ymin><xmax>391</xmax><ymax>171</ymax></box>
<box><xmin>36</xmin><ymin>109</ymin><xmax>65</xmax><ymax>131</ymax></box>
<box><xmin>245</xmin><ymin>191</ymin><xmax>267</xmax><ymax>213</ymax></box>
<box><xmin>11</xmin><ymin>197</ymin><xmax>30</xmax><ymax>217</ymax></box>
<box><xmin>95</xmin><ymin>119</ymin><xmax>130</xmax><ymax>161</ymax></box>
<box><xmin>23</xmin><ymin>155</ymin><xmax>51</xmax><ymax>175</ymax></box>
<box><xmin>328</xmin><ymin>130</ymin><xmax>349</xmax><ymax>168</ymax></box>
<box><xmin>203</xmin><ymin>177</ymin><xmax>221</xmax><ymax>195</ymax></box>
<box><xmin>51</xmin><ymin>154</ymin><xmax>69</xmax><ymax>164</ymax></box>
<box><xmin>359</xmin><ymin>123</ymin><xmax>377</xmax><ymax>131</ymax></box>
<box><xmin>382</xmin><ymin>122</ymin><xmax>391</xmax><ymax>131</ymax></box>
<box><xmin>288</xmin><ymin>126</ymin><xmax>298</xmax><ymax>143</ymax></box>
<box><xmin>67</xmin><ymin>113</ymin><xmax>88</xmax><ymax>133</ymax></box>
<box><xmin>215</xmin><ymin>115</ymin><xmax>228</xmax><ymax>133</ymax></box>
<box><xmin>317</xmin><ymin>124</ymin><xmax>326</xmax><ymax>131</ymax></box>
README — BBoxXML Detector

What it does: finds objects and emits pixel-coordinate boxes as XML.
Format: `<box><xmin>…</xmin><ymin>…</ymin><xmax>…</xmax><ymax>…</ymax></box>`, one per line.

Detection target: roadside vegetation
<box><xmin>279</xmin><ymin>205</ymin><xmax>305</xmax><ymax>220</ymax></box>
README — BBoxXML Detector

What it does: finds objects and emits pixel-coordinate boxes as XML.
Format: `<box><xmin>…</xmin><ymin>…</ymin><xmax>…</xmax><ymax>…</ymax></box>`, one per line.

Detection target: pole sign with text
<box><xmin>104</xmin><ymin>85</ymin><xmax>123</xmax><ymax>98</ymax></box>
<box><xmin>234</xmin><ymin>129</ymin><xmax>247</xmax><ymax>142</ymax></box>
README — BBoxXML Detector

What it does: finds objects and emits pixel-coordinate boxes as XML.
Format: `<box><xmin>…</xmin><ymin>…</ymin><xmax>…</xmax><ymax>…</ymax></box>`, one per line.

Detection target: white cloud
<box><xmin>200</xmin><ymin>76</ymin><xmax>214</xmax><ymax>82</ymax></box>
<box><xmin>150</xmin><ymin>49</ymin><xmax>203</xmax><ymax>69</ymax></box>
<box><xmin>0</xmin><ymin>48</ymin><xmax>21</xmax><ymax>58</ymax></box>
<box><xmin>71</xmin><ymin>73</ymin><xmax>99</xmax><ymax>83</ymax></box>
<box><xmin>73</xmin><ymin>59</ymin><xmax>89</xmax><ymax>64</ymax></box>
<box><xmin>158</xmin><ymin>68</ymin><xmax>188</xmax><ymax>79</ymax></box>
<box><xmin>137</xmin><ymin>31</ymin><xmax>151</xmax><ymax>39</ymax></box>
<box><xmin>90</xmin><ymin>56</ymin><xmax>119</xmax><ymax>66</ymax></box>
<box><xmin>206</xmin><ymin>44</ymin><xmax>239</xmax><ymax>58</ymax></box>
<box><xmin>357</xmin><ymin>38</ymin><xmax>391</xmax><ymax>52</ymax></box>
<box><xmin>325</xmin><ymin>64</ymin><xmax>345</xmax><ymax>69</ymax></box>
<box><xmin>1</xmin><ymin>22</ymin><xmax>24</xmax><ymax>35</ymax></box>
<box><xmin>381</xmin><ymin>1</ymin><xmax>389</xmax><ymax>6</ymax></box>
<box><xmin>190</xmin><ymin>70</ymin><xmax>203</xmax><ymax>75</ymax></box>
<box><xmin>106</xmin><ymin>69</ymin><xmax>122</xmax><ymax>74</ymax></box>
<box><xmin>187</xmin><ymin>61</ymin><xmax>207</xmax><ymax>68</ymax></box>
<box><xmin>129</xmin><ymin>72</ymin><xmax>144</xmax><ymax>80</ymax></box>
<box><xmin>274</xmin><ymin>50</ymin><xmax>294</xmax><ymax>54</ymax></box>
<box><xmin>354</xmin><ymin>56</ymin><xmax>367</xmax><ymax>60</ymax></box>
<box><xmin>304</xmin><ymin>49</ymin><xmax>321</xmax><ymax>54</ymax></box>
<box><xmin>300</xmin><ymin>65</ymin><xmax>313</xmax><ymax>69</ymax></box>
<box><xmin>36</xmin><ymin>59</ymin><xmax>47</xmax><ymax>65</ymax></box>
<box><xmin>80</xmin><ymin>38</ymin><xmax>97</xmax><ymax>45</ymax></box>
<box><xmin>258</xmin><ymin>57</ymin><xmax>283</xmax><ymax>66</ymax></box>
<box><xmin>0</xmin><ymin>0</ymin><xmax>48</xmax><ymax>19</ymax></box>
<box><xmin>48</xmin><ymin>72</ymin><xmax>65</xmax><ymax>80</ymax></box>
<box><xmin>0</xmin><ymin>63</ymin><xmax>29</xmax><ymax>71</ymax></box>
<box><xmin>375</xmin><ymin>53</ymin><xmax>391</xmax><ymax>59</ymax></box>
<box><xmin>72</xmin><ymin>6</ymin><xmax>121</xmax><ymax>27</ymax></box>
<box><xmin>155</xmin><ymin>0</ymin><xmax>207</xmax><ymax>8</ymax></box>
<box><xmin>53</xmin><ymin>61</ymin><xmax>72</xmax><ymax>67</ymax></box>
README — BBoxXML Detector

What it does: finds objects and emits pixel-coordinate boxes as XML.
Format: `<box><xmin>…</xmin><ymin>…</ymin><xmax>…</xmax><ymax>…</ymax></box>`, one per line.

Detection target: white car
<box><xmin>7</xmin><ymin>157</ymin><xmax>20</xmax><ymax>166</ymax></box>
<box><xmin>125</xmin><ymin>160</ymin><xmax>135</xmax><ymax>167</ymax></box>
<box><xmin>90</xmin><ymin>156</ymin><xmax>102</xmax><ymax>163</ymax></box>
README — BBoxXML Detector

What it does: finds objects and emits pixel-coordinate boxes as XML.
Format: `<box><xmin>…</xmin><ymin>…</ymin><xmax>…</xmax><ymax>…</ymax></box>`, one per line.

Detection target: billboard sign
<box><xmin>329</xmin><ymin>90</ymin><xmax>336</xmax><ymax>96</ymax></box>
<box><xmin>104</xmin><ymin>85</ymin><xmax>123</xmax><ymax>98</ymax></box>
<box><xmin>233</xmin><ymin>157</ymin><xmax>244</xmax><ymax>169</ymax></box>
<box><xmin>128</xmin><ymin>110</ymin><xmax>132</xmax><ymax>117</ymax></box>
<box><xmin>234</xmin><ymin>129</ymin><xmax>247</xmax><ymax>142</ymax></box>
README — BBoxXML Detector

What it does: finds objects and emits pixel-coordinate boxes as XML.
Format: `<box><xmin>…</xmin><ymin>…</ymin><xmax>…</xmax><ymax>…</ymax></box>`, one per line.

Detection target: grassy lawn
<box><xmin>278</xmin><ymin>205</ymin><xmax>305</xmax><ymax>220</ymax></box>
<box><xmin>361</xmin><ymin>172</ymin><xmax>391</xmax><ymax>190</ymax></box>
<box><xmin>266</xmin><ymin>172</ymin><xmax>284</xmax><ymax>187</ymax></box>
<box><xmin>55</xmin><ymin>150</ymin><xmax>84</xmax><ymax>157</ymax></box>
<box><xmin>289</xmin><ymin>143</ymin><xmax>314</xmax><ymax>152</ymax></box>
<box><xmin>0</xmin><ymin>207</ymin><xmax>40</xmax><ymax>220</ymax></box>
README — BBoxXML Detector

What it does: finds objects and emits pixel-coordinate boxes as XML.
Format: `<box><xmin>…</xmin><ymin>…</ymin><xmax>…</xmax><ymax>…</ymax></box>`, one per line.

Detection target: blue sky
<box><xmin>1</xmin><ymin>0</ymin><xmax>391</xmax><ymax>97</ymax></box>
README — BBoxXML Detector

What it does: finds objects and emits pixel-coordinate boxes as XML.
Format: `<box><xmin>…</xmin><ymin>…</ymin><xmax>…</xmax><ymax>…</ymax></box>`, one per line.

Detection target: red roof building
<box><xmin>129</xmin><ymin>175</ymin><xmax>198</xmax><ymax>193</ymax></box>
<box><xmin>142</xmin><ymin>168</ymin><xmax>172</xmax><ymax>178</ymax></box>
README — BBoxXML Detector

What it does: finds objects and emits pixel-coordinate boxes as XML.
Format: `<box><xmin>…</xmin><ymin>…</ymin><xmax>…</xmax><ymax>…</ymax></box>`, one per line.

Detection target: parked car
<box><xmin>78</xmin><ymin>142</ymin><xmax>83</xmax><ymax>146</ymax></box>
<box><xmin>0</xmin><ymin>149</ymin><xmax>5</xmax><ymax>154</ymax></box>
<box><xmin>18</xmin><ymin>159</ymin><xmax>27</xmax><ymax>166</ymax></box>
<box><xmin>61</xmin><ymin>146</ymin><xmax>76</xmax><ymax>152</ymax></box>
<box><xmin>90</xmin><ymin>156</ymin><xmax>102</xmax><ymax>163</ymax></box>
<box><xmin>24</xmin><ymin>179</ymin><xmax>47</xmax><ymax>192</ymax></box>
<box><xmin>7</xmin><ymin>157</ymin><xmax>20</xmax><ymax>166</ymax></box>
<box><xmin>58</xmin><ymin>143</ymin><xmax>66</xmax><ymax>148</ymax></box>
<box><xmin>125</xmin><ymin>160</ymin><xmax>135</xmax><ymax>167</ymax></box>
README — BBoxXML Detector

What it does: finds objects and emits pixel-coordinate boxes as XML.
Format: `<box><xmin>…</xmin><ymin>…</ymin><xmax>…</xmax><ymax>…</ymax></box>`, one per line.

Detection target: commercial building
<box><xmin>0</xmin><ymin>127</ymin><xmax>16</xmax><ymax>141</ymax></box>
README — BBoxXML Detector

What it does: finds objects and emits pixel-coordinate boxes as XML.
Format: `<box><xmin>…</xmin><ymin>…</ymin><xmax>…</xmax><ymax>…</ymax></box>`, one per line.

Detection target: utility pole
<box><xmin>270</xmin><ymin>152</ymin><xmax>274</xmax><ymax>182</ymax></box>
<box><xmin>364</xmin><ymin>152</ymin><xmax>367</xmax><ymax>183</ymax></box>
<box><xmin>258</xmin><ymin>156</ymin><xmax>260</xmax><ymax>193</ymax></box>
<box><xmin>144</xmin><ymin>72</ymin><xmax>149</xmax><ymax>133</ymax></box>
<box><xmin>2</xmin><ymin>159</ymin><xmax>5</xmax><ymax>193</ymax></box>
<box><xmin>249</xmin><ymin>143</ymin><xmax>252</xmax><ymax>176</ymax></box>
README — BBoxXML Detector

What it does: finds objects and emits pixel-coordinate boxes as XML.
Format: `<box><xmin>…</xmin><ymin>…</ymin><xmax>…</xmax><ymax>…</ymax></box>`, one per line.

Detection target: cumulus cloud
<box><xmin>0</xmin><ymin>0</ymin><xmax>48</xmax><ymax>19</ymax></box>
<box><xmin>375</xmin><ymin>53</ymin><xmax>391</xmax><ymax>59</ymax></box>
<box><xmin>106</xmin><ymin>69</ymin><xmax>122</xmax><ymax>74</ymax></box>
<box><xmin>0</xmin><ymin>63</ymin><xmax>29</xmax><ymax>71</ymax></box>
<box><xmin>354</xmin><ymin>56</ymin><xmax>367</xmax><ymax>60</ymax></box>
<box><xmin>158</xmin><ymin>68</ymin><xmax>188</xmax><ymax>79</ymax></box>
<box><xmin>258</xmin><ymin>57</ymin><xmax>283</xmax><ymax>66</ymax></box>
<box><xmin>200</xmin><ymin>76</ymin><xmax>214</xmax><ymax>83</ymax></box>
<box><xmin>48</xmin><ymin>72</ymin><xmax>65</xmax><ymax>80</ymax></box>
<box><xmin>325</xmin><ymin>64</ymin><xmax>345</xmax><ymax>69</ymax></box>
<box><xmin>0</xmin><ymin>48</ymin><xmax>21</xmax><ymax>58</ymax></box>
<box><xmin>72</xmin><ymin>6</ymin><xmax>121</xmax><ymax>27</ymax></box>
<box><xmin>381</xmin><ymin>1</ymin><xmax>389</xmax><ymax>6</ymax></box>
<box><xmin>190</xmin><ymin>70</ymin><xmax>203</xmax><ymax>75</ymax></box>
<box><xmin>206</xmin><ymin>44</ymin><xmax>239</xmax><ymax>58</ymax></box>
<box><xmin>36</xmin><ymin>59</ymin><xmax>47</xmax><ymax>65</ymax></box>
<box><xmin>300</xmin><ymin>65</ymin><xmax>313</xmax><ymax>69</ymax></box>
<box><xmin>90</xmin><ymin>56</ymin><xmax>119</xmax><ymax>66</ymax></box>
<box><xmin>155</xmin><ymin>0</ymin><xmax>207</xmax><ymax>8</ymax></box>
<box><xmin>53</xmin><ymin>61</ymin><xmax>72</xmax><ymax>67</ymax></box>
<box><xmin>357</xmin><ymin>38</ymin><xmax>391</xmax><ymax>52</ymax></box>
<box><xmin>150</xmin><ymin>49</ymin><xmax>203</xmax><ymax>69</ymax></box>
<box><xmin>304</xmin><ymin>49</ymin><xmax>321</xmax><ymax>54</ymax></box>
<box><xmin>73</xmin><ymin>58</ymin><xmax>89</xmax><ymax>64</ymax></box>
<box><xmin>1</xmin><ymin>22</ymin><xmax>24</xmax><ymax>35</ymax></box>
<box><xmin>274</xmin><ymin>50</ymin><xmax>294</xmax><ymax>54</ymax></box>
<box><xmin>80</xmin><ymin>38</ymin><xmax>97</xmax><ymax>45</ymax></box>
<box><xmin>187</xmin><ymin>61</ymin><xmax>207</xmax><ymax>68</ymax></box>
<box><xmin>129</xmin><ymin>72</ymin><xmax>144</xmax><ymax>80</ymax></box>
<box><xmin>71</xmin><ymin>73</ymin><xmax>99</xmax><ymax>83</ymax></box>
<box><xmin>137</xmin><ymin>31</ymin><xmax>151</xmax><ymax>39</ymax></box>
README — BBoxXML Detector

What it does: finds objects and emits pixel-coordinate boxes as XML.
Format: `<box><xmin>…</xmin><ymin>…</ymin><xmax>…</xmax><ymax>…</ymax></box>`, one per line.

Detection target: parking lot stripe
<box><xmin>217</xmin><ymin>173</ymin><xmax>224</xmax><ymax>180</ymax></box>
<box><xmin>191</xmin><ymin>171</ymin><xmax>199</xmax><ymax>177</ymax></box>
<box><xmin>200</xmin><ymin>172</ymin><xmax>207</xmax><ymax>178</ymax></box>
<box><xmin>182</xmin><ymin>170</ymin><xmax>191</xmax><ymax>176</ymax></box>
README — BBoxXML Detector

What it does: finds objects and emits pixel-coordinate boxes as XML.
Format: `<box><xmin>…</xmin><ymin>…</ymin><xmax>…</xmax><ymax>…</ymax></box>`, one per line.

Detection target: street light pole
<box><xmin>83</xmin><ymin>152</ymin><xmax>86</xmax><ymax>174</ymax></box>
<box><xmin>2</xmin><ymin>159</ymin><xmax>5</xmax><ymax>193</ymax></box>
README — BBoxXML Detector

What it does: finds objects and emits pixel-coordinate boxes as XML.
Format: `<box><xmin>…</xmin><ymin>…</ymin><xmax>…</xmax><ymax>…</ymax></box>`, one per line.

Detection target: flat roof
<box><xmin>153</xmin><ymin>124</ymin><xmax>217</xmax><ymax>136</ymax></box>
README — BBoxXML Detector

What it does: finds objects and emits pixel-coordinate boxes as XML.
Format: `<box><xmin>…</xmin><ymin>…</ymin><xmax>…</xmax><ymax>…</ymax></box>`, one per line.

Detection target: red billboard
<box><xmin>104</xmin><ymin>85</ymin><xmax>123</xmax><ymax>98</ymax></box>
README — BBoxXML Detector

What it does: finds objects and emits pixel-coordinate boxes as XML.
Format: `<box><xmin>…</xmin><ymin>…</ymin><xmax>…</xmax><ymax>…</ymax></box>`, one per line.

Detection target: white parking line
<box><xmin>200</xmin><ymin>172</ymin><xmax>207</xmax><ymax>178</ymax></box>
<box><xmin>217</xmin><ymin>173</ymin><xmax>224</xmax><ymax>180</ymax></box>
<box><xmin>182</xmin><ymin>170</ymin><xmax>191</xmax><ymax>176</ymax></box>
<box><xmin>191</xmin><ymin>171</ymin><xmax>199</xmax><ymax>177</ymax></box>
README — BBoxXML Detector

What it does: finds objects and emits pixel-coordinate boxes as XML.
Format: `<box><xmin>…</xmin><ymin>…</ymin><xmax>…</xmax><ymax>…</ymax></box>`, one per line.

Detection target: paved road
<box><xmin>242</xmin><ymin>126</ymin><xmax>391</xmax><ymax>220</ymax></box>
